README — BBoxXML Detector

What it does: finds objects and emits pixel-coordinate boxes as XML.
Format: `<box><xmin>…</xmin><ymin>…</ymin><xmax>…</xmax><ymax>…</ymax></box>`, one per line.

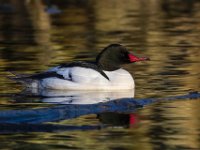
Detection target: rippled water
<box><xmin>0</xmin><ymin>0</ymin><xmax>200</xmax><ymax>149</ymax></box>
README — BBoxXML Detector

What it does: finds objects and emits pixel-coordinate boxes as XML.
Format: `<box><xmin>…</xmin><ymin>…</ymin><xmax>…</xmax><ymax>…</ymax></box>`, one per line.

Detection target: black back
<box><xmin>59</xmin><ymin>61</ymin><xmax>109</xmax><ymax>80</ymax></box>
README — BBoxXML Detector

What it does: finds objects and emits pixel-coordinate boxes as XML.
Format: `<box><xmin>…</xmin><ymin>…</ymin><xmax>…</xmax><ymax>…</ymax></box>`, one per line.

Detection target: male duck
<box><xmin>10</xmin><ymin>44</ymin><xmax>149</xmax><ymax>90</ymax></box>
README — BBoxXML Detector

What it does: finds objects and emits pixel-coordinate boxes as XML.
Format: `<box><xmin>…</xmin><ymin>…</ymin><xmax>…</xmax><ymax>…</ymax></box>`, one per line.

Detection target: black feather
<box><xmin>59</xmin><ymin>61</ymin><xmax>109</xmax><ymax>80</ymax></box>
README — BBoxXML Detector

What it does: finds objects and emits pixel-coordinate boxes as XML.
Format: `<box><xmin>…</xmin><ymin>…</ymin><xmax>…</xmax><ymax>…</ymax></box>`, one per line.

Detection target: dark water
<box><xmin>0</xmin><ymin>0</ymin><xmax>200</xmax><ymax>149</ymax></box>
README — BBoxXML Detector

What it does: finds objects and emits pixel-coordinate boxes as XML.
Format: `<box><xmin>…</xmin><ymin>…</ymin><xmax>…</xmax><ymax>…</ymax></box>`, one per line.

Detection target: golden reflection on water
<box><xmin>0</xmin><ymin>0</ymin><xmax>200</xmax><ymax>149</ymax></box>
<box><xmin>139</xmin><ymin>100</ymin><xmax>200</xmax><ymax>149</ymax></box>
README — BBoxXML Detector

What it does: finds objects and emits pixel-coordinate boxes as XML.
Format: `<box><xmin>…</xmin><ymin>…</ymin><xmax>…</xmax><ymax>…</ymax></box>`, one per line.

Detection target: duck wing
<box><xmin>9</xmin><ymin>61</ymin><xmax>109</xmax><ymax>83</ymax></box>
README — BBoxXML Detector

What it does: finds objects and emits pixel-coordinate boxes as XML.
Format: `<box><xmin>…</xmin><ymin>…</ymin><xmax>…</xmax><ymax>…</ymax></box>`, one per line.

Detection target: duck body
<box><xmin>20</xmin><ymin>61</ymin><xmax>135</xmax><ymax>90</ymax></box>
<box><xmin>10</xmin><ymin>44</ymin><xmax>149</xmax><ymax>90</ymax></box>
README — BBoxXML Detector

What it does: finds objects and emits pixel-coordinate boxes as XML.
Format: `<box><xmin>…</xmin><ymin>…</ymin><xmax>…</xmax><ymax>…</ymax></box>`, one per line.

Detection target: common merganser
<box><xmin>10</xmin><ymin>44</ymin><xmax>149</xmax><ymax>90</ymax></box>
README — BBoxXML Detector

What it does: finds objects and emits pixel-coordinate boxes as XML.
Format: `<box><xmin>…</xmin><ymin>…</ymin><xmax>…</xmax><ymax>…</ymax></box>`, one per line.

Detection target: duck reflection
<box><xmin>98</xmin><ymin>112</ymin><xmax>139</xmax><ymax>128</ymax></box>
<box><xmin>0</xmin><ymin>91</ymin><xmax>199</xmax><ymax>133</ymax></box>
<box><xmin>0</xmin><ymin>89</ymin><xmax>137</xmax><ymax>122</ymax></box>
<box><xmin>0</xmin><ymin>89</ymin><xmax>140</xmax><ymax>133</ymax></box>
<box><xmin>18</xmin><ymin>88</ymin><xmax>135</xmax><ymax>104</ymax></box>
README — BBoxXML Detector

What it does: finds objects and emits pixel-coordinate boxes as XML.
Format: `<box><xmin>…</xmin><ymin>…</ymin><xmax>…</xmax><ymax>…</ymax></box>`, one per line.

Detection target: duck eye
<box><xmin>122</xmin><ymin>51</ymin><xmax>128</xmax><ymax>57</ymax></box>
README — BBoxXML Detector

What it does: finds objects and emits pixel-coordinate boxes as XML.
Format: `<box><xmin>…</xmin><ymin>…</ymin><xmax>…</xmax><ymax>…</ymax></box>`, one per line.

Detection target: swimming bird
<box><xmin>10</xmin><ymin>44</ymin><xmax>149</xmax><ymax>90</ymax></box>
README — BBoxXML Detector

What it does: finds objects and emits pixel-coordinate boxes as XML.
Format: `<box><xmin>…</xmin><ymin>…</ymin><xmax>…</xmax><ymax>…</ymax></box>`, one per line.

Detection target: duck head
<box><xmin>96</xmin><ymin>44</ymin><xmax>150</xmax><ymax>71</ymax></box>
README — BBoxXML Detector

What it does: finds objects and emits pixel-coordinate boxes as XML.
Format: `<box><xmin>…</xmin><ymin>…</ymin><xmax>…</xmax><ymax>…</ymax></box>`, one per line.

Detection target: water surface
<box><xmin>0</xmin><ymin>0</ymin><xmax>200</xmax><ymax>150</ymax></box>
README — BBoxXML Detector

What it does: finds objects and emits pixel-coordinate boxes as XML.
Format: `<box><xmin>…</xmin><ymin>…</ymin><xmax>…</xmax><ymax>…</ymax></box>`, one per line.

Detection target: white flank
<box><xmin>37</xmin><ymin>67</ymin><xmax>134</xmax><ymax>90</ymax></box>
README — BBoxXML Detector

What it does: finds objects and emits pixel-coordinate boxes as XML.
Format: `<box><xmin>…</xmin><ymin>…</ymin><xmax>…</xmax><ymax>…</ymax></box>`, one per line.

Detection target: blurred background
<box><xmin>0</xmin><ymin>0</ymin><xmax>200</xmax><ymax>149</ymax></box>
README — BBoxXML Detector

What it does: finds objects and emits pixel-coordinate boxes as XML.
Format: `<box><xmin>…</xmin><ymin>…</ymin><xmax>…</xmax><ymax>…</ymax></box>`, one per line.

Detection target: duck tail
<box><xmin>7</xmin><ymin>71</ymin><xmax>37</xmax><ymax>87</ymax></box>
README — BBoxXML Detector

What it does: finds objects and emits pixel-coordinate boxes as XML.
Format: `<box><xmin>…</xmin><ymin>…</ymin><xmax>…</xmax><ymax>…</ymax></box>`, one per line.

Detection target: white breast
<box><xmin>40</xmin><ymin>67</ymin><xmax>134</xmax><ymax>90</ymax></box>
<box><xmin>105</xmin><ymin>69</ymin><xmax>135</xmax><ymax>89</ymax></box>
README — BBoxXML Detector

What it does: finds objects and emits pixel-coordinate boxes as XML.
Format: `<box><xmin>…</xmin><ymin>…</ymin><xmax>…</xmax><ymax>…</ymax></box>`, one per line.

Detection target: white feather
<box><xmin>39</xmin><ymin>67</ymin><xmax>134</xmax><ymax>90</ymax></box>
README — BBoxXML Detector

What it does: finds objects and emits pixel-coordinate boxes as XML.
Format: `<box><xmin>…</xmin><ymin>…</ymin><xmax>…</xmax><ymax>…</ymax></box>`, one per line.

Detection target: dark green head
<box><xmin>96</xmin><ymin>44</ymin><xmax>149</xmax><ymax>71</ymax></box>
